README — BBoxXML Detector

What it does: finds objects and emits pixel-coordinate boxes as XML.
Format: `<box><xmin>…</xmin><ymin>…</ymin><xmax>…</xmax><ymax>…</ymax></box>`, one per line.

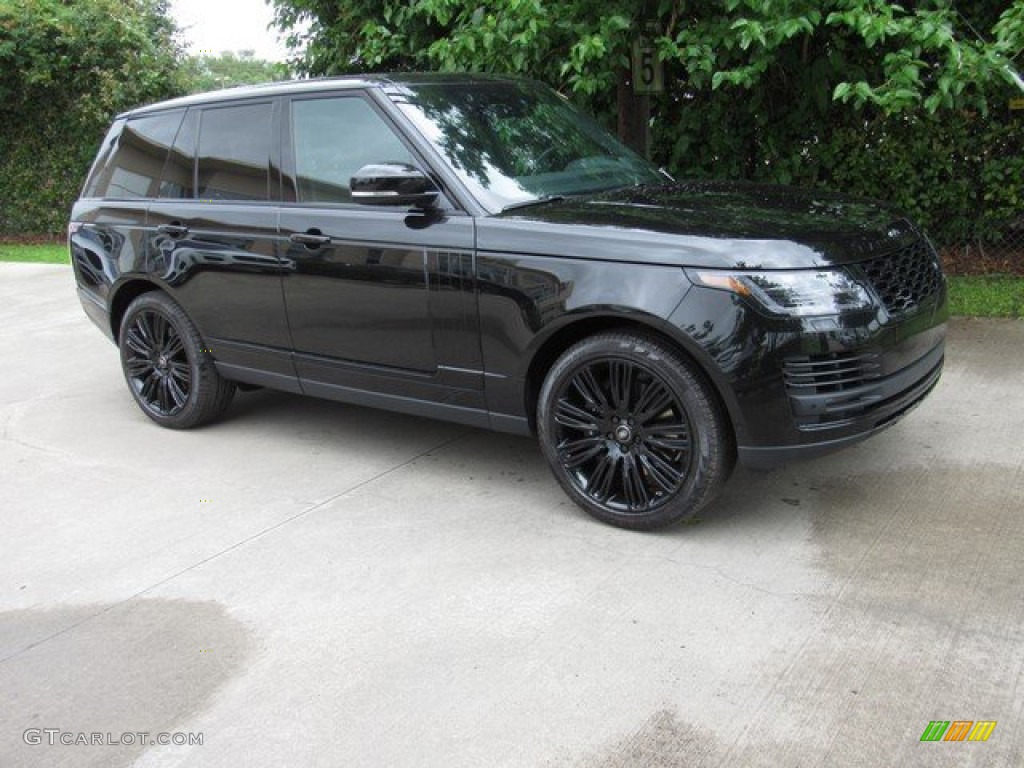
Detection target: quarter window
<box><xmin>196</xmin><ymin>103</ymin><xmax>272</xmax><ymax>201</ymax></box>
<box><xmin>291</xmin><ymin>97</ymin><xmax>415</xmax><ymax>204</ymax></box>
<box><xmin>84</xmin><ymin>111</ymin><xmax>184</xmax><ymax>199</ymax></box>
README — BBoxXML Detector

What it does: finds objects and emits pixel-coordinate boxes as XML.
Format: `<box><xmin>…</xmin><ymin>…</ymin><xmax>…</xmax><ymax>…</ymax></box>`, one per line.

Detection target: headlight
<box><xmin>688</xmin><ymin>268</ymin><xmax>874</xmax><ymax>317</ymax></box>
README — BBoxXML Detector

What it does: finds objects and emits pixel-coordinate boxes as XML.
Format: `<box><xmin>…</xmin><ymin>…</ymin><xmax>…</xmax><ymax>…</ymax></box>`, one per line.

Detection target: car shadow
<box><xmin>223</xmin><ymin>387</ymin><xmax>814</xmax><ymax>533</ymax></box>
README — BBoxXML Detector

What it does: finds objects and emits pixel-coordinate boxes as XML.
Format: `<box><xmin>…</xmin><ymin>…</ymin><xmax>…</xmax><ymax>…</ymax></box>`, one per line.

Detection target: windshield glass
<box><xmin>390</xmin><ymin>80</ymin><xmax>667</xmax><ymax>212</ymax></box>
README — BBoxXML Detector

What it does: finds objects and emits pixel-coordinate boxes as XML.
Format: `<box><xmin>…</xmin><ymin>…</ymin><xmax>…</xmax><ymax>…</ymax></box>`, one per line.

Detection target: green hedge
<box><xmin>651</xmin><ymin>82</ymin><xmax>1024</xmax><ymax>248</ymax></box>
<box><xmin>810</xmin><ymin>113</ymin><xmax>1022</xmax><ymax>245</ymax></box>
<box><xmin>0</xmin><ymin>117</ymin><xmax>103</xmax><ymax>237</ymax></box>
<box><xmin>0</xmin><ymin>0</ymin><xmax>184</xmax><ymax>238</ymax></box>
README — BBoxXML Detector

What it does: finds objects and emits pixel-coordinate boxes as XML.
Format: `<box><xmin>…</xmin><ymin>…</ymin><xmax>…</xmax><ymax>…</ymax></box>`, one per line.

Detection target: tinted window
<box><xmin>393</xmin><ymin>81</ymin><xmax>664</xmax><ymax>210</ymax></box>
<box><xmin>159</xmin><ymin>109</ymin><xmax>198</xmax><ymax>199</ymax></box>
<box><xmin>84</xmin><ymin>112</ymin><xmax>184</xmax><ymax>199</ymax></box>
<box><xmin>197</xmin><ymin>103</ymin><xmax>272</xmax><ymax>201</ymax></box>
<box><xmin>82</xmin><ymin>120</ymin><xmax>125</xmax><ymax>198</ymax></box>
<box><xmin>292</xmin><ymin>97</ymin><xmax>415</xmax><ymax>204</ymax></box>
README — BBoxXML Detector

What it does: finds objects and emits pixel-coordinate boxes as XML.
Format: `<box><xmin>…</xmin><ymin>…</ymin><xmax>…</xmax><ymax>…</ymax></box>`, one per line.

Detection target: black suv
<box><xmin>70</xmin><ymin>74</ymin><xmax>947</xmax><ymax>529</ymax></box>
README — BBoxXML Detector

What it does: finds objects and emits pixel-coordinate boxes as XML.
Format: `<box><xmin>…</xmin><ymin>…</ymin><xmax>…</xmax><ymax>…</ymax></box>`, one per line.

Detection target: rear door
<box><xmin>146</xmin><ymin>100</ymin><xmax>297</xmax><ymax>389</ymax></box>
<box><xmin>279</xmin><ymin>90</ymin><xmax>482</xmax><ymax>410</ymax></box>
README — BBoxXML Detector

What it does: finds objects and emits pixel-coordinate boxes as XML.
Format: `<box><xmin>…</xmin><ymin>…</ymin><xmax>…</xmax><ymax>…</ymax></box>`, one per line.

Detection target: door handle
<box><xmin>157</xmin><ymin>223</ymin><xmax>189</xmax><ymax>238</ymax></box>
<box><xmin>290</xmin><ymin>231</ymin><xmax>331</xmax><ymax>247</ymax></box>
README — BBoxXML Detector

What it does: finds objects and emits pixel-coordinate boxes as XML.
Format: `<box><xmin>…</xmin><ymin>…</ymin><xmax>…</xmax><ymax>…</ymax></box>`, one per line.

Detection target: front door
<box><xmin>280</xmin><ymin>92</ymin><xmax>481</xmax><ymax>408</ymax></box>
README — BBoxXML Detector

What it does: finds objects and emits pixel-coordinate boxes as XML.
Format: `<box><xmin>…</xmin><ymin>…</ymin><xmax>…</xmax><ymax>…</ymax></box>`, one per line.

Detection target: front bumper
<box><xmin>668</xmin><ymin>276</ymin><xmax>949</xmax><ymax>470</ymax></box>
<box><xmin>738</xmin><ymin>337</ymin><xmax>943</xmax><ymax>468</ymax></box>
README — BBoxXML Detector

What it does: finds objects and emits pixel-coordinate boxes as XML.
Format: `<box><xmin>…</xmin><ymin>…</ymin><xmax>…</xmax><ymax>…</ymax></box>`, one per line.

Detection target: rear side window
<box><xmin>196</xmin><ymin>103</ymin><xmax>272</xmax><ymax>201</ymax></box>
<box><xmin>84</xmin><ymin>111</ymin><xmax>184</xmax><ymax>199</ymax></box>
<box><xmin>291</xmin><ymin>96</ymin><xmax>415</xmax><ymax>204</ymax></box>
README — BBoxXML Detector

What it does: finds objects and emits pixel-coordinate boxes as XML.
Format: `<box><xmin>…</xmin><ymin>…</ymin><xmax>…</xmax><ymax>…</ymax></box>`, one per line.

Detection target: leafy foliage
<box><xmin>273</xmin><ymin>1</ymin><xmax>1023</xmax><ymax>111</ymax></box>
<box><xmin>182</xmin><ymin>50</ymin><xmax>291</xmax><ymax>94</ymax></box>
<box><xmin>273</xmin><ymin>0</ymin><xmax>1024</xmax><ymax>246</ymax></box>
<box><xmin>0</xmin><ymin>0</ymin><xmax>186</xmax><ymax>236</ymax></box>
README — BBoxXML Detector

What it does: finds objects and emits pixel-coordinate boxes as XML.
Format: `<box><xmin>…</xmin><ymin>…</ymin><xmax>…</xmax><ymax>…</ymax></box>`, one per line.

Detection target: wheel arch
<box><xmin>523</xmin><ymin>314</ymin><xmax>743</xmax><ymax>450</ymax></box>
<box><xmin>109</xmin><ymin>278</ymin><xmax>164</xmax><ymax>342</ymax></box>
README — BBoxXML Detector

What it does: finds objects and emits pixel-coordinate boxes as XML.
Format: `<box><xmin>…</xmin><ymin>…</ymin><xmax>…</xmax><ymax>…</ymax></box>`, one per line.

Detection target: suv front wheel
<box><xmin>538</xmin><ymin>331</ymin><xmax>733</xmax><ymax>530</ymax></box>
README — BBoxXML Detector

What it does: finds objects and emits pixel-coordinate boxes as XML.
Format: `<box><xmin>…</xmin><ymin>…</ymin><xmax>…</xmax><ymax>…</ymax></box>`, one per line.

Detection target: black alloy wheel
<box><xmin>538</xmin><ymin>331</ymin><xmax>733</xmax><ymax>530</ymax></box>
<box><xmin>119</xmin><ymin>292</ymin><xmax>235</xmax><ymax>429</ymax></box>
<box><xmin>123</xmin><ymin>310</ymin><xmax>190</xmax><ymax>417</ymax></box>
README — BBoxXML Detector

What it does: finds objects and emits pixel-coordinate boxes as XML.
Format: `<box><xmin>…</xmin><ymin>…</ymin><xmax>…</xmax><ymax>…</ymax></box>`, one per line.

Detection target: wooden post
<box><xmin>617</xmin><ymin>68</ymin><xmax>651</xmax><ymax>159</ymax></box>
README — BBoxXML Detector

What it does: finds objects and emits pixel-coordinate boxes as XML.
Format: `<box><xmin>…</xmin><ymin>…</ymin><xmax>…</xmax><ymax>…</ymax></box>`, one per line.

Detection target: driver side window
<box><xmin>291</xmin><ymin>96</ymin><xmax>416</xmax><ymax>204</ymax></box>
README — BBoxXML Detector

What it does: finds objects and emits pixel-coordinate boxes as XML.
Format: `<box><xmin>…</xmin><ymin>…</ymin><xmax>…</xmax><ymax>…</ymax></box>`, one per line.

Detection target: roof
<box><xmin>121</xmin><ymin>72</ymin><xmax>531</xmax><ymax>118</ymax></box>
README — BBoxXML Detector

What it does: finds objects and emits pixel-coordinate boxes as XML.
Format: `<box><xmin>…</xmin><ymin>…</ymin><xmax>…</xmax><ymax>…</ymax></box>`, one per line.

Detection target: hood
<box><xmin>479</xmin><ymin>181</ymin><xmax>921</xmax><ymax>270</ymax></box>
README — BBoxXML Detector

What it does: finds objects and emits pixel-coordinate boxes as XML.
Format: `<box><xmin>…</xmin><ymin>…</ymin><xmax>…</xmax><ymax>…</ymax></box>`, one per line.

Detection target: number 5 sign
<box><xmin>632</xmin><ymin>38</ymin><xmax>664</xmax><ymax>94</ymax></box>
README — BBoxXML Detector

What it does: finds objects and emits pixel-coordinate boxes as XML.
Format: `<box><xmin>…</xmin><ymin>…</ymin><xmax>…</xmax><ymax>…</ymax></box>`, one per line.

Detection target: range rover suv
<box><xmin>70</xmin><ymin>73</ymin><xmax>947</xmax><ymax>529</ymax></box>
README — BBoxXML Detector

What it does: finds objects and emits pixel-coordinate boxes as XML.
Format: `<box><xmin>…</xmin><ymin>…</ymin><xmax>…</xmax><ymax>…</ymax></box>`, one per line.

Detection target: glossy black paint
<box><xmin>482</xmin><ymin>183</ymin><xmax>921</xmax><ymax>269</ymax></box>
<box><xmin>70</xmin><ymin>74</ymin><xmax>948</xmax><ymax>466</ymax></box>
<box><xmin>665</xmin><ymin>280</ymin><xmax>947</xmax><ymax>464</ymax></box>
<box><xmin>350</xmin><ymin>163</ymin><xmax>440</xmax><ymax>207</ymax></box>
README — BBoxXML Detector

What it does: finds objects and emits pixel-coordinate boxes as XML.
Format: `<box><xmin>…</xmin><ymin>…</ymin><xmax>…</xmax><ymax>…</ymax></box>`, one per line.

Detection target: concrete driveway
<box><xmin>1</xmin><ymin>262</ymin><xmax>1022</xmax><ymax>768</ymax></box>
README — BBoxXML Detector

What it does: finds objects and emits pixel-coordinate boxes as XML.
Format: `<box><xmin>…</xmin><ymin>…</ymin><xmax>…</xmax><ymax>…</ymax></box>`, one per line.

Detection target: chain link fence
<box><xmin>938</xmin><ymin>217</ymin><xmax>1024</xmax><ymax>276</ymax></box>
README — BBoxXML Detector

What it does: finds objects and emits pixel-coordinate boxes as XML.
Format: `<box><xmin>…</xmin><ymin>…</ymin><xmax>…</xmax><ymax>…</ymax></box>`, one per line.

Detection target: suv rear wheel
<box><xmin>538</xmin><ymin>331</ymin><xmax>733</xmax><ymax>530</ymax></box>
<box><xmin>119</xmin><ymin>292</ymin><xmax>235</xmax><ymax>428</ymax></box>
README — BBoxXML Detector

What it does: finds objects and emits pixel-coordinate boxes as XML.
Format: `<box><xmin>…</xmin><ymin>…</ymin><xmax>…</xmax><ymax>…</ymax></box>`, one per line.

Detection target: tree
<box><xmin>0</xmin><ymin>0</ymin><xmax>187</xmax><ymax>236</ymax></box>
<box><xmin>182</xmin><ymin>50</ymin><xmax>291</xmax><ymax>94</ymax></box>
<box><xmin>271</xmin><ymin>1</ymin><xmax>1024</xmax><ymax>115</ymax></box>
<box><xmin>270</xmin><ymin>1</ymin><xmax>1024</xmax><ymax>246</ymax></box>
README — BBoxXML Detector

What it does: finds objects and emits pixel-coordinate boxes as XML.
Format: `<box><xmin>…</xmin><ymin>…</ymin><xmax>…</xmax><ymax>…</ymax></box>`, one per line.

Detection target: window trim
<box><xmin>155</xmin><ymin>107</ymin><xmax>198</xmax><ymax>201</ymax></box>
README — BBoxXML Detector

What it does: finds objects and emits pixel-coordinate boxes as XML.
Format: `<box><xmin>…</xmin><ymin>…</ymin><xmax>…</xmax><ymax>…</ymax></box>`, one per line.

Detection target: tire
<box><xmin>537</xmin><ymin>331</ymin><xmax>733</xmax><ymax>530</ymax></box>
<box><xmin>119</xmin><ymin>292</ymin><xmax>235</xmax><ymax>429</ymax></box>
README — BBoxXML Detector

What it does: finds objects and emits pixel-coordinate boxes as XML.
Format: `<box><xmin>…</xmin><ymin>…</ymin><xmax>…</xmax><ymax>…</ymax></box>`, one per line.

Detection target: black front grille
<box><xmin>859</xmin><ymin>238</ymin><xmax>942</xmax><ymax>315</ymax></box>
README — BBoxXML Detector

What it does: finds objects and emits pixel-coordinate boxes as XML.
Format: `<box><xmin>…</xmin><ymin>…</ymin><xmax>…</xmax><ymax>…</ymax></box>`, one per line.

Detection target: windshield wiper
<box><xmin>500</xmin><ymin>195</ymin><xmax>566</xmax><ymax>213</ymax></box>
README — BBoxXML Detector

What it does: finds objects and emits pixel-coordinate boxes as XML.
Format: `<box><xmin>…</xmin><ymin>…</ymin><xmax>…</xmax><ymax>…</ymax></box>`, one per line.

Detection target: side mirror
<box><xmin>350</xmin><ymin>163</ymin><xmax>439</xmax><ymax>208</ymax></box>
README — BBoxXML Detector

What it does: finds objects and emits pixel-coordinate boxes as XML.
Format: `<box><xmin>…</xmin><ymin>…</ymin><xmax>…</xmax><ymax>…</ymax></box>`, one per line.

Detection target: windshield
<box><xmin>390</xmin><ymin>80</ymin><xmax>667</xmax><ymax>212</ymax></box>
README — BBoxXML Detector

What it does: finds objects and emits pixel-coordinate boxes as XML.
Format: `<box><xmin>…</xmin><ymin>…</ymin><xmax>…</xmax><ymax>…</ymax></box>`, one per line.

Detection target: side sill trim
<box><xmin>488</xmin><ymin>413</ymin><xmax>532</xmax><ymax>437</ymax></box>
<box><xmin>301</xmin><ymin>378</ymin><xmax>491</xmax><ymax>430</ymax></box>
<box><xmin>213</xmin><ymin>363</ymin><xmax>531</xmax><ymax>435</ymax></box>
<box><xmin>215</xmin><ymin>362</ymin><xmax>303</xmax><ymax>395</ymax></box>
